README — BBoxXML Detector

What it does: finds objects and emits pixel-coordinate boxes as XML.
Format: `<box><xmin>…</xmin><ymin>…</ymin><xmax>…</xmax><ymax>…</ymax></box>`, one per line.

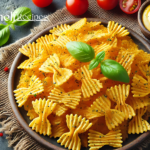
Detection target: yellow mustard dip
<box><xmin>142</xmin><ymin>5</ymin><xmax>150</xmax><ymax>31</ymax></box>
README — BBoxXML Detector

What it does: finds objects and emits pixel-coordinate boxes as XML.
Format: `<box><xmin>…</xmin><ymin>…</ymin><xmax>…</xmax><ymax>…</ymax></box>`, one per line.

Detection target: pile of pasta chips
<box><xmin>14</xmin><ymin>18</ymin><xmax>150</xmax><ymax>150</ymax></box>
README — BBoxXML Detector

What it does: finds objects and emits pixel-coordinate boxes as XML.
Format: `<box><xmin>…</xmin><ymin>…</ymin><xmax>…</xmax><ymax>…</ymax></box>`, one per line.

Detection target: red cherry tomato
<box><xmin>119</xmin><ymin>0</ymin><xmax>141</xmax><ymax>14</ymax></box>
<box><xmin>66</xmin><ymin>0</ymin><xmax>89</xmax><ymax>16</ymax></box>
<box><xmin>97</xmin><ymin>0</ymin><xmax>119</xmax><ymax>10</ymax></box>
<box><xmin>0</xmin><ymin>133</ymin><xmax>3</xmax><ymax>137</ymax></box>
<box><xmin>32</xmin><ymin>0</ymin><xmax>53</xmax><ymax>8</ymax></box>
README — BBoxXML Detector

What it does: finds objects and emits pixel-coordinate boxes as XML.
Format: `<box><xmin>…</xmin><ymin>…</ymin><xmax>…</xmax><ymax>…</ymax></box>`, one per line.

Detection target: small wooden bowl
<box><xmin>138</xmin><ymin>0</ymin><xmax>150</xmax><ymax>39</ymax></box>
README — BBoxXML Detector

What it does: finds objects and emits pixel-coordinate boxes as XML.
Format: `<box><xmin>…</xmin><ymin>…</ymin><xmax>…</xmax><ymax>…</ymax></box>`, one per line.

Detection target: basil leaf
<box><xmin>101</xmin><ymin>59</ymin><xmax>130</xmax><ymax>83</ymax></box>
<box><xmin>11</xmin><ymin>7</ymin><xmax>32</xmax><ymax>26</ymax></box>
<box><xmin>89</xmin><ymin>59</ymin><xmax>99</xmax><ymax>70</ymax></box>
<box><xmin>9</xmin><ymin>24</ymin><xmax>15</xmax><ymax>30</ymax></box>
<box><xmin>96</xmin><ymin>51</ymin><xmax>105</xmax><ymax>63</ymax></box>
<box><xmin>0</xmin><ymin>25</ymin><xmax>10</xmax><ymax>46</ymax></box>
<box><xmin>66</xmin><ymin>41</ymin><xmax>95</xmax><ymax>62</ymax></box>
<box><xmin>0</xmin><ymin>24</ymin><xmax>7</xmax><ymax>30</ymax></box>
<box><xmin>4</xmin><ymin>17</ymin><xmax>13</xmax><ymax>25</ymax></box>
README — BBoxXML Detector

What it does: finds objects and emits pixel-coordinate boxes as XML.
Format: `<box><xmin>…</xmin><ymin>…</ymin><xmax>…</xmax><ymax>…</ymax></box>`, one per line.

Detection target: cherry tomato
<box><xmin>97</xmin><ymin>0</ymin><xmax>119</xmax><ymax>10</ymax></box>
<box><xmin>66</xmin><ymin>0</ymin><xmax>89</xmax><ymax>16</ymax></box>
<box><xmin>119</xmin><ymin>0</ymin><xmax>141</xmax><ymax>14</ymax></box>
<box><xmin>32</xmin><ymin>0</ymin><xmax>53</xmax><ymax>8</ymax></box>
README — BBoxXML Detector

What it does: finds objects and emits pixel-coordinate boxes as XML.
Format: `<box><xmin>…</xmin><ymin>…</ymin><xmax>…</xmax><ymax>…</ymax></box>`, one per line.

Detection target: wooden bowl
<box><xmin>8</xmin><ymin>18</ymin><xmax>150</xmax><ymax>150</ymax></box>
<box><xmin>138</xmin><ymin>0</ymin><xmax>150</xmax><ymax>39</ymax></box>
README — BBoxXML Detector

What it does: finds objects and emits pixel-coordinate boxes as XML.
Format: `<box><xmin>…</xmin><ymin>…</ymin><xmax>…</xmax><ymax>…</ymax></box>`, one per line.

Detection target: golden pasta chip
<box><xmin>36</xmin><ymin>34</ymin><xmax>57</xmax><ymax>44</ymax></box>
<box><xmin>48</xmin><ymin>87</ymin><xmax>81</xmax><ymax>109</ymax></box>
<box><xmin>131</xmin><ymin>74</ymin><xmax>150</xmax><ymax>97</ymax></box>
<box><xmin>74</xmin><ymin>65</ymin><xmax>103</xmax><ymax>98</ymax></box>
<box><xmin>39</xmin><ymin>53</ymin><xmax>73</xmax><ymax>86</ymax></box>
<box><xmin>18</xmin><ymin>43</ymin><xmax>47</xmax><ymax>69</ymax></box>
<box><xmin>57</xmin><ymin>114</ymin><xmax>92</xmax><ymax>150</ymax></box>
<box><xmin>49</xmin><ymin>24</ymin><xmax>70</xmax><ymax>35</ymax></box>
<box><xmin>116</xmin><ymin>51</ymin><xmax>136</xmax><ymax>75</ymax></box>
<box><xmin>29</xmin><ymin>98</ymin><xmax>57</xmax><ymax>136</ymax></box>
<box><xmin>127</xmin><ymin>95</ymin><xmax>150</xmax><ymax>110</ymax></box>
<box><xmin>89</xmin><ymin>95</ymin><xmax>125</xmax><ymax>130</ymax></box>
<box><xmin>128</xmin><ymin>107</ymin><xmax>150</xmax><ymax>134</ymax></box>
<box><xmin>14</xmin><ymin>75</ymin><xmax>44</xmax><ymax>107</ymax></box>
<box><xmin>88</xmin><ymin>130</ymin><xmax>122</xmax><ymax>150</ymax></box>
<box><xmin>107</xmin><ymin>21</ymin><xmax>129</xmax><ymax>38</ymax></box>
<box><xmin>61</xmin><ymin>18</ymin><xmax>87</xmax><ymax>36</ymax></box>
<box><xmin>106</xmin><ymin>84</ymin><xmax>135</xmax><ymax>120</ymax></box>
<box><xmin>139</xmin><ymin>63</ymin><xmax>150</xmax><ymax>81</ymax></box>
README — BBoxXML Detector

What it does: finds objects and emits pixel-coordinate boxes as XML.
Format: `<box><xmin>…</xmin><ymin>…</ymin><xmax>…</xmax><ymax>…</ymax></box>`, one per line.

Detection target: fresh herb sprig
<box><xmin>0</xmin><ymin>7</ymin><xmax>32</xmax><ymax>46</ymax></box>
<box><xmin>66</xmin><ymin>41</ymin><xmax>130</xmax><ymax>83</ymax></box>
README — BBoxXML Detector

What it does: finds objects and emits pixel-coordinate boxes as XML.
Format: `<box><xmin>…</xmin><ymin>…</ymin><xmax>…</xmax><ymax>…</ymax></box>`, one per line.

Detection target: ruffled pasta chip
<box><xmin>29</xmin><ymin>98</ymin><xmax>57</xmax><ymax>136</ymax></box>
<box><xmin>36</xmin><ymin>34</ymin><xmax>57</xmax><ymax>44</ymax></box>
<box><xmin>48</xmin><ymin>87</ymin><xmax>81</xmax><ymax>109</ymax></box>
<box><xmin>57</xmin><ymin>114</ymin><xmax>92</xmax><ymax>150</ymax></box>
<box><xmin>39</xmin><ymin>53</ymin><xmax>73</xmax><ymax>86</ymax></box>
<box><xmin>50</xmin><ymin>24</ymin><xmax>70</xmax><ymax>35</ymax></box>
<box><xmin>50</xmin><ymin>36</ymin><xmax>72</xmax><ymax>48</ymax></box>
<box><xmin>106</xmin><ymin>84</ymin><xmax>135</xmax><ymax>120</ymax></box>
<box><xmin>89</xmin><ymin>95</ymin><xmax>125</xmax><ymax>130</ymax></box>
<box><xmin>127</xmin><ymin>95</ymin><xmax>150</xmax><ymax>110</ymax></box>
<box><xmin>74</xmin><ymin>65</ymin><xmax>103</xmax><ymax>98</ymax></box>
<box><xmin>18</xmin><ymin>43</ymin><xmax>48</xmax><ymax>69</ymax></box>
<box><xmin>128</xmin><ymin>107</ymin><xmax>150</xmax><ymax>134</ymax></box>
<box><xmin>107</xmin><ymin>21</ymin><xmax>129</xmax><ymax>38</ymax></box>
<box><xmin>88</xmin><ymin>130</ymin><xmax>122</xmax><ymax>150</ymax></box>
<box><xmin>131</xmin><ymin>74</ymin><xmax>150</xmax><ymax>97</ymax></box>
<box><xmin>61</xmin><ymin>18</ymin><xmax>87</xmax><ymax>36</ymax></box>
<box><xmin>14</xmin><ymin>75</ymin><xmax>44</xmax><ymax>107</ymax></box>
<box><xmin>116</xmin><ymin>51</ymin><xmax>136</xmax><ymax>75</ymax></box>
<box><xmin>139</xmin><ymin>63</ymin><xmax>150</xmax><ymax>81</ymax></box>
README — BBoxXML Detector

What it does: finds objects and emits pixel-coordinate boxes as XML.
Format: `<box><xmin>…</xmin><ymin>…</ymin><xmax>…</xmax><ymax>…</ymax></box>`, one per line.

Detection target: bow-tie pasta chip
<box><xmin>106</xmin><ymin>84</ymin><xmax>135</xmax><ymax>120</ymax></box>
<box><xmin>74</xmin><ymin>65</ymin><xmax>103</xmax><ymax>98</ymax></box>
<box><xmin>57</xmin><ymin>114</ymin><xmax>92</xmax><ymax>150</ymax></box>
<box><xmin>14</xmin><ymin>75</ymin><xmax>44</xmax><ymax>107</ymax></box>
<box><xmin>88</xmin><ymin>129</ymin><xmax>123</xmax><ymax>150</ymax></box>
<box><xmin>29</xmin><ymin>98</ymin><xmax>56</xmax><ymax>136</ymax></box>
<box><xmin>39</xmin><ymin>53</ymin><xmax>73</xmax><ymax>86</ymax></box>
<box><xmin>14</xmin><ymin>18</ymin><xmax>150</xmax><ymax>150</ymax></box>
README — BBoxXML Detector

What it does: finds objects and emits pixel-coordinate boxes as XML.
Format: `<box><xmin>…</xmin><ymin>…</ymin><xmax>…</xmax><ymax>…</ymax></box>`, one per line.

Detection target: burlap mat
<box><xmin>0</xmin><ymin>1</ymin><xmax>150</xmax><ymax>150</ymax></box>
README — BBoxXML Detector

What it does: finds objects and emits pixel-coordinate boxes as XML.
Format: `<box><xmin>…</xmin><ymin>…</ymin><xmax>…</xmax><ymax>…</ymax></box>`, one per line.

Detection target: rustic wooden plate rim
<box><xmin>8</xmin><ymin>18</ymin><xmax>150</xmax><ymax>150</ymax></box>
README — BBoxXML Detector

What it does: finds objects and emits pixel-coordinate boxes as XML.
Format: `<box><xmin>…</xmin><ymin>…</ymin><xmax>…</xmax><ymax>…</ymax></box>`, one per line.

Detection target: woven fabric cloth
<box><xmin>0</xmin><ymin>0</ymin><xmax>150</xmax><ymax>150</ymax></box>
